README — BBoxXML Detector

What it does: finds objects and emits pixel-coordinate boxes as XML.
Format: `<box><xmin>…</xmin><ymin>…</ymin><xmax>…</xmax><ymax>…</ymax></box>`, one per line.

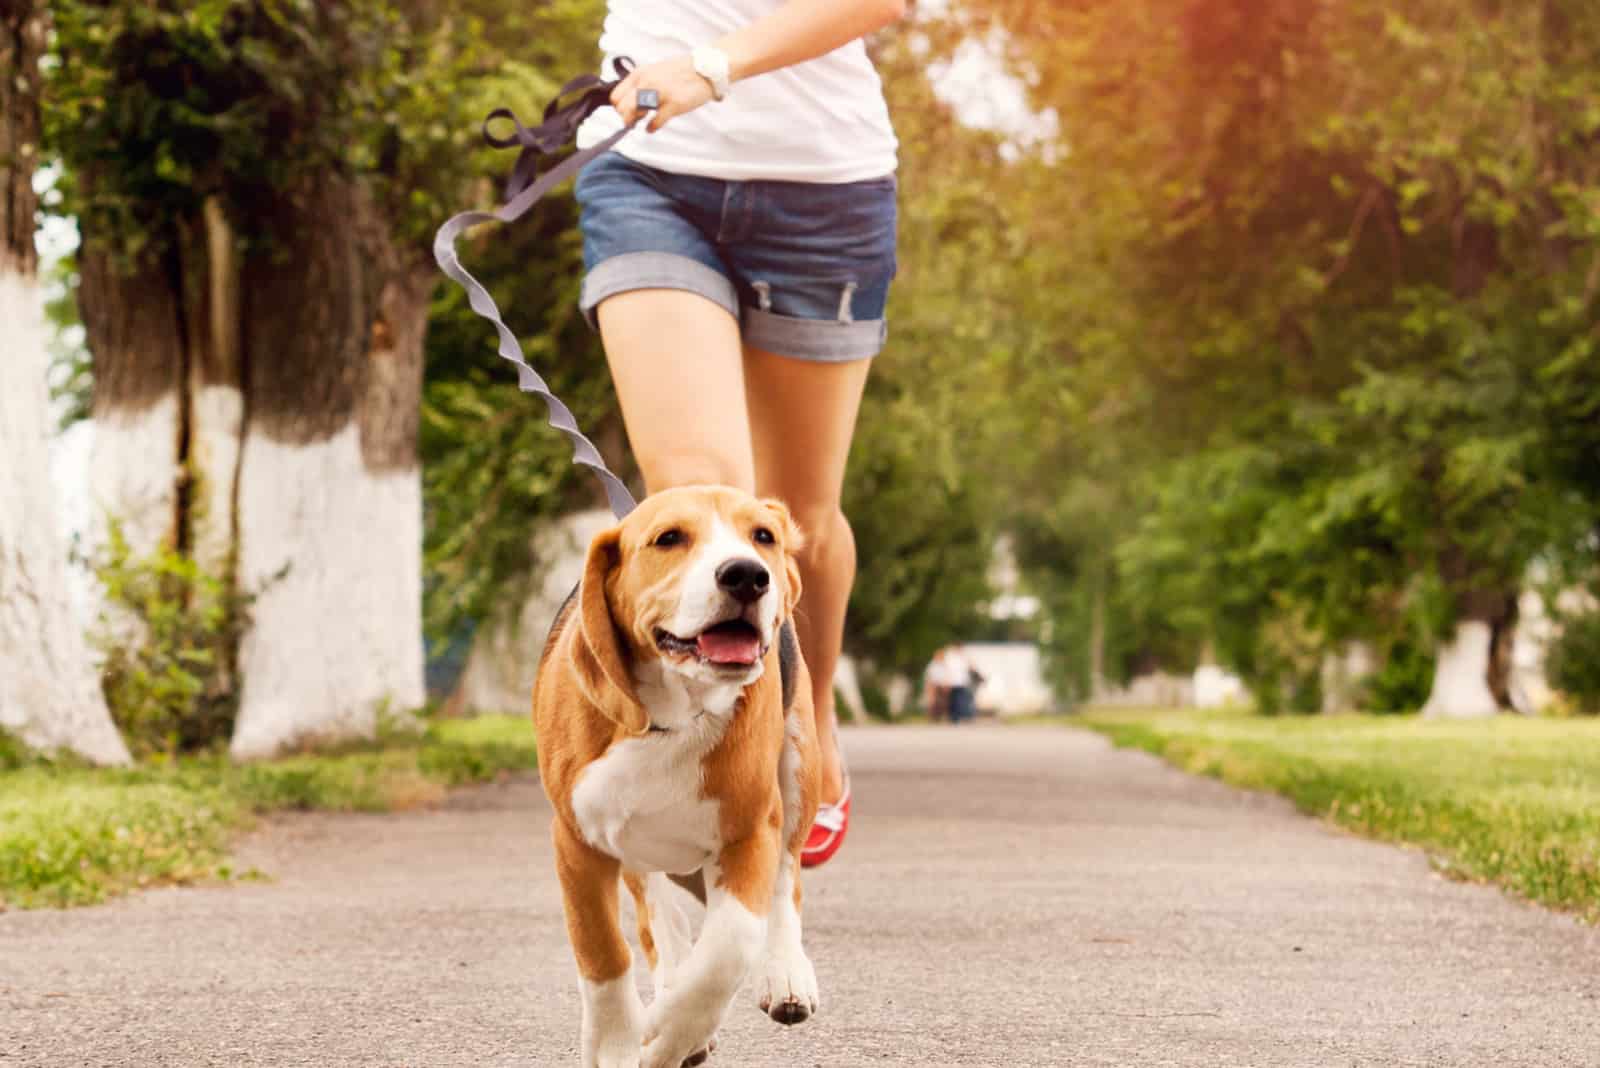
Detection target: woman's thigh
<box><xmin>577</xmin><ymin>154</ymin><xmax>753</xmax><ymax>493</ymax></box>
<box><xmin>596</xmin><ymin>291</ymin><xmax>754</xmax><ymax>494</ymax></box>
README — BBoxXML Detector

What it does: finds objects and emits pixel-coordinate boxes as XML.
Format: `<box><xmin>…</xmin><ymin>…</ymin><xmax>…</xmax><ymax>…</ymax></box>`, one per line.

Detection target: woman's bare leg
<box><xmin>596</xmin><ymin>290</ymin><xmax>755</xmax><ymax>493</ymax></box>
<box><xmin>743</xmin><ymin>346</ymin><xmax>873</xmax><ymax>803</ymax></box>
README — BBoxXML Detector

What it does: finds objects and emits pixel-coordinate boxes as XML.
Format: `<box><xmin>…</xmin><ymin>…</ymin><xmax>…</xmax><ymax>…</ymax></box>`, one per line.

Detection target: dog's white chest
<box><xmin>571</xmin><ymin>735</ymin><xmax>722</xmax><ymax>874</ymax></box>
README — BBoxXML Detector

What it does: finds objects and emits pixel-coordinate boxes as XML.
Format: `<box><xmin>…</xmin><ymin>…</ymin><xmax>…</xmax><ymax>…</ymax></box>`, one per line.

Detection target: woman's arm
<box><xmin>611</xmin><ymin>0</ymin><xmax>907</xmax><ymax>131</ymax></box>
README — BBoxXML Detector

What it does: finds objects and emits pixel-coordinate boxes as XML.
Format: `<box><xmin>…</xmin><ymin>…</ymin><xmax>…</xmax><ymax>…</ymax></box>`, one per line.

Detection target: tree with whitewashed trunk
<box><xmin>47</xmin><ymin>2</ymin><xmax>453</xmax><ymax>757</ymax></box>
<box><xmin>47</xmin><ymin>1</ymin><xmax>610</xmax><ymax>756</ymax></box>
<box><xmin>0</xmin><ymin>0</ymin><xmax>129</xmax><ymax>765</ymax></box>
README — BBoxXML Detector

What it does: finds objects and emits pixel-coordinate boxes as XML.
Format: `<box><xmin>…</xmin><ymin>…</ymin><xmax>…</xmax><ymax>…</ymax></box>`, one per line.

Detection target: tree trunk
<box><xmin>1320</xmin><ymin>640</ymin><xmax>1376</xmax><ymax>714</ymax></box>
<box><xmin>0</xmin><ymin>1</ymin><xmax>129</xmax><ymax>764</ymax></box>
<box><xmin>187</xmin><ymin>196</ymin><xmax>245</xmax><ymax>577</ymax></box>
<box><xmin>1088</xmin><ymin>579</ymin><xmax>1108</xmax><ymax>702</ymax></box>
<box><xmin>79</xmin><ymin>194</ymin><xmax>243</xmax><ymax>565</ymax></box>
<box><xmin>1485</xmin><ymin>592</ymin><xmax>1526</xmax><ymax>714</ymax></box>
<box><xmin>1421</xmin><ymin>588</ymin><xmax>1513</xmax><ymax>719</ymax></box>
<box><xmin>1419</xmin><ymin>620</ymin><xmax>1499</xmax><ymax>718</ymax></box>
<box><xmin>230</xmin><ymin>178</ymin><xmax>428</xmax><ymax>758</ymax></box>
<box><xmin>78</xmin><ymin>238</ymin><xmax>185</xmax><ymax>558</ymax></box>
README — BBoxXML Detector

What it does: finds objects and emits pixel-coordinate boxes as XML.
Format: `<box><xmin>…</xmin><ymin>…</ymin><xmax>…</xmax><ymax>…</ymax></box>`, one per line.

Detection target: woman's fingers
<box><xmin>608</xmin><ymin>56</ymin><xmax>714</xmax><ymax>134</ymax></box>
<box><xmin>610</xmin><ymin>72</ymin><xmax>641</xmax><ymax>126</ymax></box>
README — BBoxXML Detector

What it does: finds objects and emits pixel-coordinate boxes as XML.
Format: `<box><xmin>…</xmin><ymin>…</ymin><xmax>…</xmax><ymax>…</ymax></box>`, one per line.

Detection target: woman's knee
<box><xmin>789</xmin><ymin>502</ymin><xmax>854</xmax><ymax>562</ymax></box>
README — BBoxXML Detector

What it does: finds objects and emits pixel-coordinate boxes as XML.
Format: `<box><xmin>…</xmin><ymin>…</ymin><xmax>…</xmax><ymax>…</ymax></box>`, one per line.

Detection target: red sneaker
<box><xmin>801</xmin><ymin>777</ymin><xmax>850</xmax><ymax>869</ymax></box>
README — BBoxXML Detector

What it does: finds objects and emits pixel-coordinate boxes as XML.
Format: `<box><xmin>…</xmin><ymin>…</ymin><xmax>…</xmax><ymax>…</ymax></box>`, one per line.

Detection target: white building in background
<box><xmin>966</xmin><ymin>641</ymin><xmax>1053</xmax><ymax>717</ymax></box>
<box><xmin>958</xmin><ymin>536</ymin><xmax>1056</xmax><ymax>717</ymax></box>
<box><xmin>1193</xmin><ymin>663</ymin><xmax>1249</xmax><ymax>709</ymax></box>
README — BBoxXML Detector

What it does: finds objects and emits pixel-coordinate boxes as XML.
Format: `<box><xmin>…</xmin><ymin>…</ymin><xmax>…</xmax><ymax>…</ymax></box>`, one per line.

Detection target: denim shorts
<box><xmin>574</xmin><ymin>151</ymin><xmax>898</xmax><ymax>362</ymax></box>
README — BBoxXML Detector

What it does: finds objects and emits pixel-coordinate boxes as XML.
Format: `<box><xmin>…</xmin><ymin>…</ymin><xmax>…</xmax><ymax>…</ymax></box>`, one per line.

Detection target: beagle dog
<box><xmin>532</xmin><ymin>485</ymin><xmax>822</xmax><ymax>1068</ymax></box>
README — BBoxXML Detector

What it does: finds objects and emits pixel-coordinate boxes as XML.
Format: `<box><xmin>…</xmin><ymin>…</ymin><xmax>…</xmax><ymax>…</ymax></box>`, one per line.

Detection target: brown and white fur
<box><xmin>533</xmin><ymin>486</ymin><xmax>822</xmax><ymax>1068</ymax></box>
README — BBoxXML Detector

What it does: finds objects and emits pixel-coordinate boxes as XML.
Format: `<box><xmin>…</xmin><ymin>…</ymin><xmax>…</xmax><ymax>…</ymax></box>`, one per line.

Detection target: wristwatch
<box><xmin>691</xmin><ymin>45</ymin><xmax>732</xmax><ymax>101</ymax></box>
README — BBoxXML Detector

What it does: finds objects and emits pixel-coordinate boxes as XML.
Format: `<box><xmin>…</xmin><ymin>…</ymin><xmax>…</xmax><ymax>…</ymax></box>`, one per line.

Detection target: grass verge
<box><xmin>0</xmin><ymin>715</ymin><xmax>535</xmax><ymax>910</ymax></box>
<box><xmin>1073</xmin><ymin>709</ymin><xmax>1600</xmax><ymax>924</ymax></box>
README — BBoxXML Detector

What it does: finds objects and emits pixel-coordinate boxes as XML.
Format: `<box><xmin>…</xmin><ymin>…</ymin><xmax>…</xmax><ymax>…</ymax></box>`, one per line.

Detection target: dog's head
<box><xmin>574</xmin><ymin>486</ymin><xmax>804</xmax><ymax>733</ymax></box>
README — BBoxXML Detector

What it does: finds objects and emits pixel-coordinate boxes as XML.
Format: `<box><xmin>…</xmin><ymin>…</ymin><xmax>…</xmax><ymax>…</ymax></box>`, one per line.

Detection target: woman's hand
<box><xmin>611</xmin><ymin>55</ymin><xmax>716</xmax><ymax>133</ymax></box>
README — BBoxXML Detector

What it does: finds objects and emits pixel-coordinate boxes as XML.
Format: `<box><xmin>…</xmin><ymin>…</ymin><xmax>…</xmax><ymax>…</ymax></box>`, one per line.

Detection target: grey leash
<box><xmin>432</xmin><ymin>64</ymin><xmax>658</xmax><ymax>521</ymax></box>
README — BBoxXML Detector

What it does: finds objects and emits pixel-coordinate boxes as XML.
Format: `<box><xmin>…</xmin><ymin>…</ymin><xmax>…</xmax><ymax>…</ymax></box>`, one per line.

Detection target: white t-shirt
<box><xmin>926</xmin><ymin>650</ymin><xmax>972</xmax><ymax>688</ymax></box>
<box><xmin>579</xmin><ymin>0</ymin><xmax>899</xmax><ymax>183</ymax></box>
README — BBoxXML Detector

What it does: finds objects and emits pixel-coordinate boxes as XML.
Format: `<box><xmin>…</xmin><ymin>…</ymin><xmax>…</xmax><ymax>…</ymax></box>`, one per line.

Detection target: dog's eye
<box><xmin>653</xmin><ymin>529</ymin><xmax>685</xmax><ymax>548</ymax></box>
<box><xmin>753</xmin><ymin>527</ymin><xmax>776</xmax><ymax>545</ymax></box>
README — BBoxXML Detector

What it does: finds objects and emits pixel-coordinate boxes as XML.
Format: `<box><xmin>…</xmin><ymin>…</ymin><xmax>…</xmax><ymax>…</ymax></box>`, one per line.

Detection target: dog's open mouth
<box><xmin>655</xmin><ymin>620</ymin><xmax>764</xmax><ymax>668</ymax></box>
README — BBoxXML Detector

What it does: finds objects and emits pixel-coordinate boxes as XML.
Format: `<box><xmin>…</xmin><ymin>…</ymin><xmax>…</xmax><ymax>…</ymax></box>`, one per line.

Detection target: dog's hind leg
<box><xmin>628</xmin><ymin>872</ymin><xmax>713</xmax><ymax>1066</ymax></box>
<box><xmin>635</xmin><ymin>872</ymin><xmax>695</xmax><ymax>1000</ymax></box>
<box><xmin>641</xmin><ymin>830</ymin><xmax>777</xmax><ymax>1068</ymax></box>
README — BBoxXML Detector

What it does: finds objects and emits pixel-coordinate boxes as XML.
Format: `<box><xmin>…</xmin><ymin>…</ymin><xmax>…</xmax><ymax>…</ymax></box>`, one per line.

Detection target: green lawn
<box><xmin>1073</xmin><ymin>709</ymin><xmax>1600</xmax><ymax>923</ymax></box>
<box><xmin>0</xmin><ymin>715</ymin><xmax>536</xmax><ymax>910</ymax></box>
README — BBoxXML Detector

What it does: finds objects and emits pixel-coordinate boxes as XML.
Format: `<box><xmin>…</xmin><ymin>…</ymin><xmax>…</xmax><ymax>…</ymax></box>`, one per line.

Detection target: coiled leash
<box><xmin>432</xmin><ymin>60</ymin><xmax>657</xmax><ymax>521</ymax></box>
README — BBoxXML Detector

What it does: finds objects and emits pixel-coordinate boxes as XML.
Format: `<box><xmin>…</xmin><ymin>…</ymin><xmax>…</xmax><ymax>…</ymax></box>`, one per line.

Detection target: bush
<box><xmin>88</xmin><ymin>524</ymin><xmax>270</xmax><ymax>757</ymax></box>
<box><xmin>1364</xmin><ymin>636</ymin><xmax>1435</xmax><ymax>715</ymax></box>
<box><xmin>1547</xmin><ymin>610</ymin><xmax>1600</xmax><ymax>715</ymax></box>
<box><xmin>0</xmin><ymin>728</ymin><xmax>33</xmax><ymax>771</ymax></box>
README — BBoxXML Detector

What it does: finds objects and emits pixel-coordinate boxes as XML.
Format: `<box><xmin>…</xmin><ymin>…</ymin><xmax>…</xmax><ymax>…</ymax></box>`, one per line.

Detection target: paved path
<box><xmin>4</xmin><ymin>725</ymin><xmax>1598</xmax><ymax>1067</ymax></box>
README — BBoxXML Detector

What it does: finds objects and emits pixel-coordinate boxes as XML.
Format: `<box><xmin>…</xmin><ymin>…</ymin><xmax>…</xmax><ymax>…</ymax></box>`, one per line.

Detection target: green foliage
<box><xmin>44</xmin><ymin>0</ymin><xmax>602</xmax><ymax>257</ymax></box>
<box><xmin>1547</xmin><ymin>609</ymin><xmax>1600</xmax><ymax>716</ymax></box>
<box><xmin>842</xmin><ymin>386</ymin><xmax>994</xmax><ymax>676</ymax></box>
<box><xmin>0</xmin><ymin>715</ymin><xmax>535</xmax><ymax>908</ymax></box>
<box><xmin>1077</xmin><ymin>710</ymin><xmax>1600</xmax><ymax>923</ymax></box>
<box><xmin>88</xmin><ymin>523</ymin><xmax>263</xmax><ymax>758</ymax></box>
<box><xmin>0</xmin><ymin>776</ymin><xmax>238</xmax><ymax>909</ymax></box>
<box><xmin>954</xmin><ymin>0</ymin><xmax>1600</xmax><ymax>704</ymax></box>
<box><xmin>0</xmin><ymin>729</ymin><xmax>38</xmax><ymax>773</ymax></box>
<box><xmin>1363</xmin><ymin>635</ymin><xmax>1436</xmax><ymax>715</ymax></box>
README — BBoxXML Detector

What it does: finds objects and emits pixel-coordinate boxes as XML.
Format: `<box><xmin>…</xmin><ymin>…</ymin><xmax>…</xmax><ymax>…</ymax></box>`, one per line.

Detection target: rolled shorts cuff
<box><xmin>742</xmin><ymin>307</ymin><xmax>887</xmax><ymax>362</ymax></box>
<box><xmin>580</xmin><ymin>252</ymin><xmax>739</xmax><ymax>327</ymax></box>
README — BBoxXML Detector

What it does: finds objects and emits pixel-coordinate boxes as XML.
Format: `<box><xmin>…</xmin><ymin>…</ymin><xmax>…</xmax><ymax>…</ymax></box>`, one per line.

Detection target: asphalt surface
<box><xmin>3</xmin><ymin>724</ymin><xmax>1598</xmax><ymax>1067</ymax></box>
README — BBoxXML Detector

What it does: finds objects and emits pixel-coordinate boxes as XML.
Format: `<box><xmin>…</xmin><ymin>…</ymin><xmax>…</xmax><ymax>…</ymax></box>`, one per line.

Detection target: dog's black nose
<box><xmin>716</xmin><ymin>558</ymin><xmax>770</xmax><ymax>603</ymax></box>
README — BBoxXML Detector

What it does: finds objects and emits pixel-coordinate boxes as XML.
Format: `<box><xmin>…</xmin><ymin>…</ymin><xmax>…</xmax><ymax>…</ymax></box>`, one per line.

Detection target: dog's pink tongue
<box><xmin>697</xmin><ymin>627</ymin><xmax>760</xmax><ymax>665</ymax></box>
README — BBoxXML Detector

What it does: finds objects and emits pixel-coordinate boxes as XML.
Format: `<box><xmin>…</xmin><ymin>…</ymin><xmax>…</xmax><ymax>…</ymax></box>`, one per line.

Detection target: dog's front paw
<box><xmin>584</xmin><ymin>1034</ymin><xmax>641</xmax><ymax>1068</ymax></box>
<box><xmin>581</xmin><ymin>977</ymin><xmax>645</xmax><ymax>1068</ymax></box>
<box><xmin>677</xmin><ymin>1034</ymin><xmax>717</xmax><ymax>1067</ymax></box>
<box><xmin>584</xmin><ymin>1025</ymin><xmax>642</xmax><ymax>1068</ymax></box>
<box><xmin>754</xmin><ymin>946</ymin><xmax>818</xmax><ymax>1026</ymax></box>
<box><xmin>641</xmin><ymin>1011</ymin><xmax>723</xmax><ymax>1068</ymax></box>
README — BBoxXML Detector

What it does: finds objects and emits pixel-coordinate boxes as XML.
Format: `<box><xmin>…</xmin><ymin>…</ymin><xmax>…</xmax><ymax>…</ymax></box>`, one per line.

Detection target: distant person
<box><xmin>923</xmin><ymin>647</ymin><xmax>954</xmax><ymax>722</ymax></box>
<box><xmin>944</xmin><ymin>644</ymin><xmax>978</xmax><ymax>724</ymax></box>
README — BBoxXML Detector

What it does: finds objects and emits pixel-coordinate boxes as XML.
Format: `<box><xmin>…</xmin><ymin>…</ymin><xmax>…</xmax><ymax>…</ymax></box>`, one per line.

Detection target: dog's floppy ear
<box><xmin>761</xmin><ymin>499</ymin><xmax>806</xmax><ymax>618</ymax></box>
<box><xmin>574</xmin><ymin>527</ymin><xmax>648</xmax><ymax>735</ymax></box>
